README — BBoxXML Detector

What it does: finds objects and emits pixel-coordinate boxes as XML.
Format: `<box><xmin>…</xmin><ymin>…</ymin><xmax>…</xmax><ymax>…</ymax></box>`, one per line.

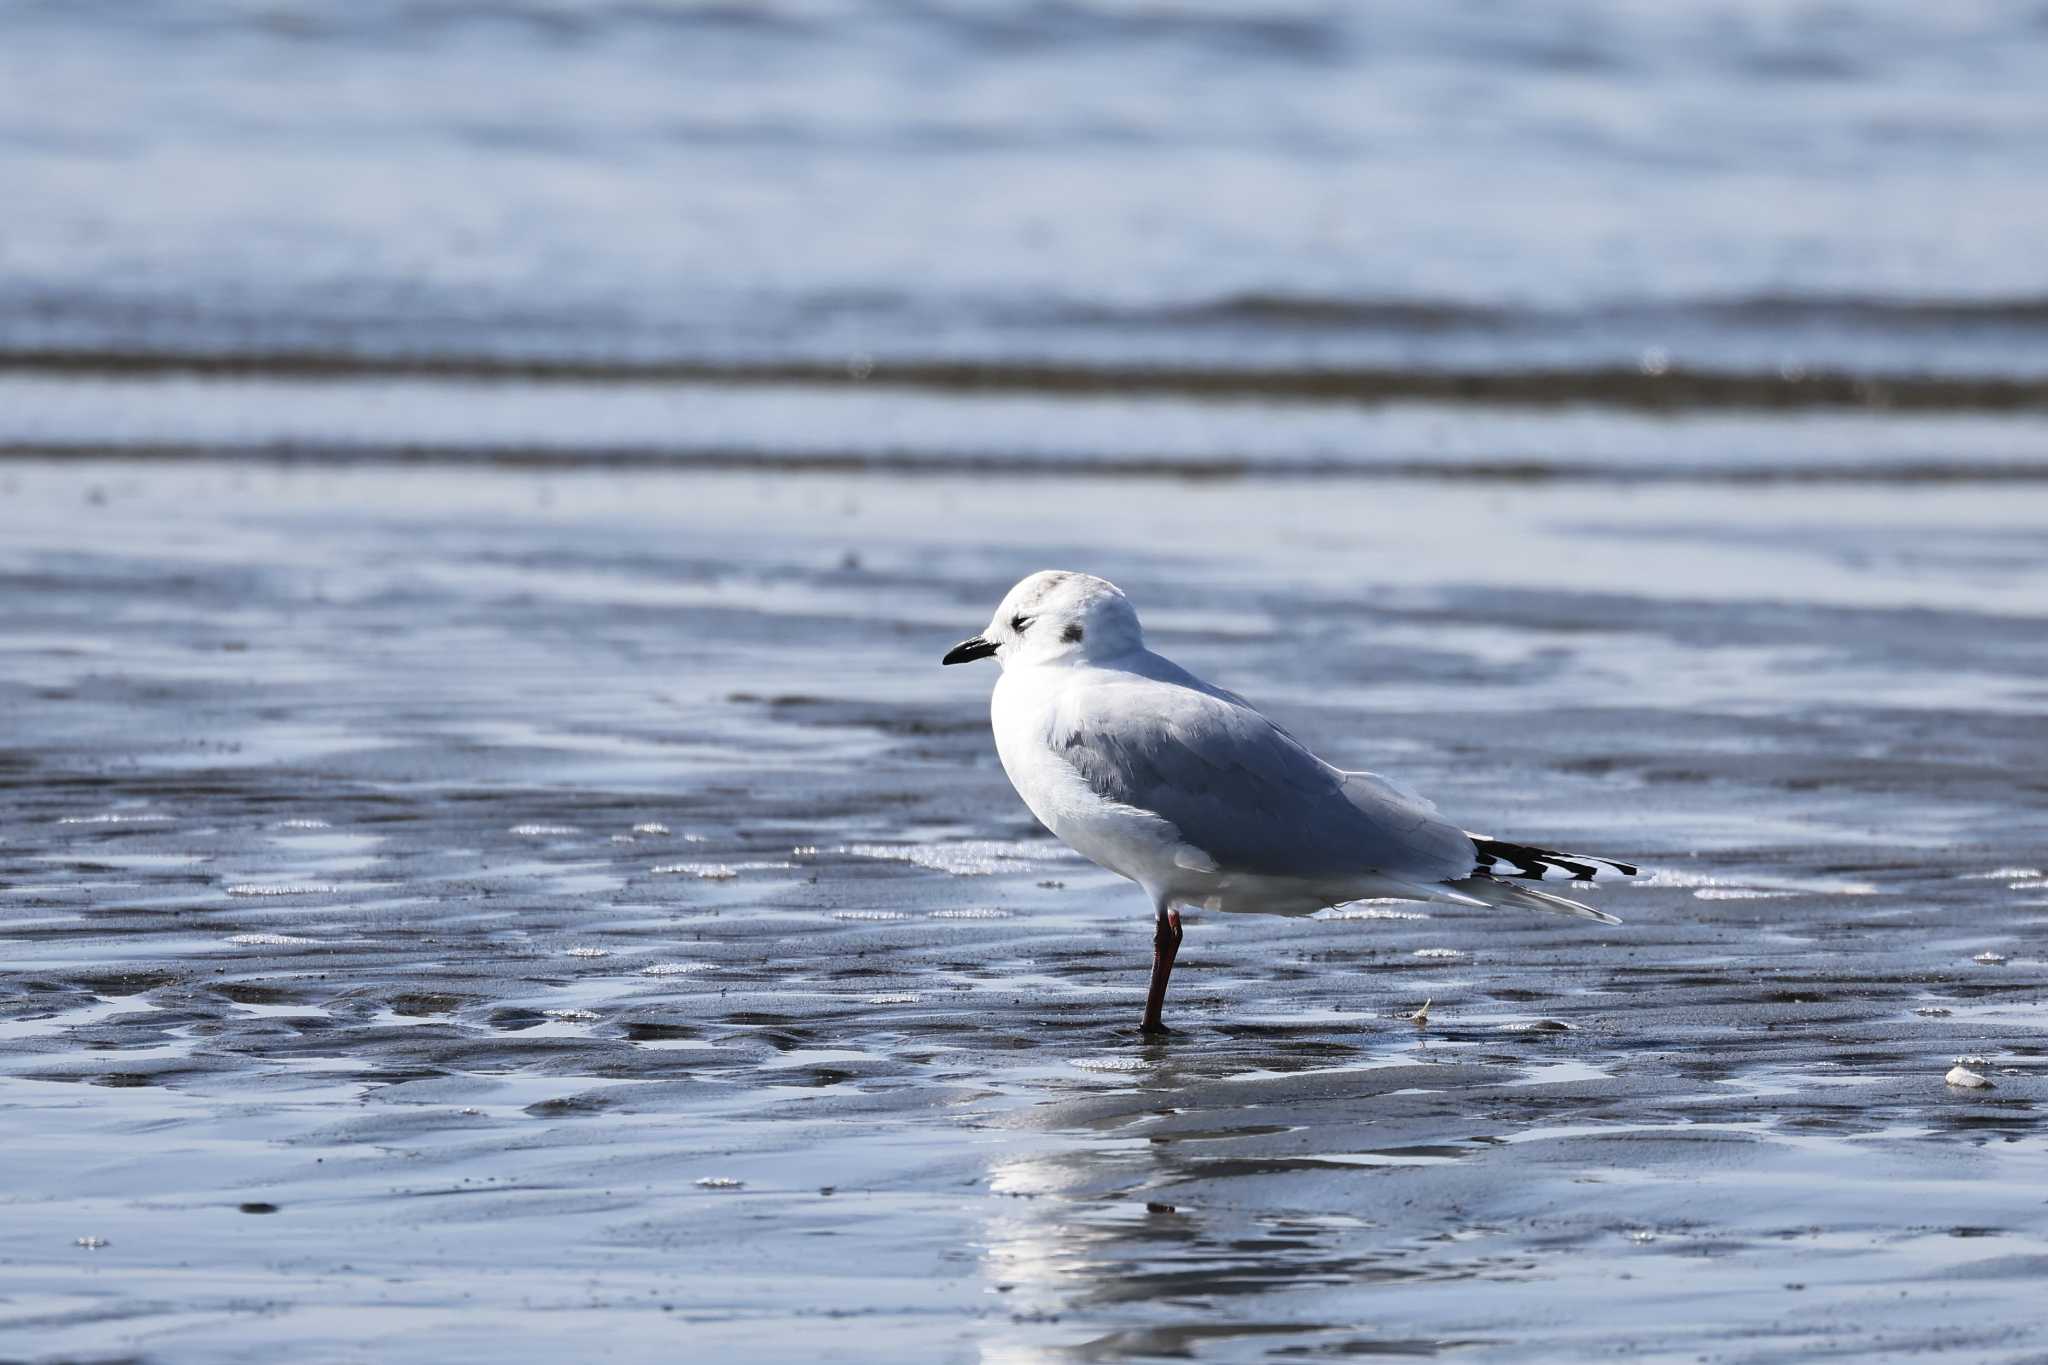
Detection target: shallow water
<box><xmin>2</xmin><ymin>462</ymin><xmax>2044</xmax><ymax>1360</ymax></box>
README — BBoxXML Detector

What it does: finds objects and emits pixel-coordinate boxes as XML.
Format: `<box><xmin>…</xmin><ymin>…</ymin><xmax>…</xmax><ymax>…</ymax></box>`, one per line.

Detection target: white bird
<box><xmin>942</xmin><ymin>570</ymin><xmax>1636</xmax><ymax>1034</ymax></box>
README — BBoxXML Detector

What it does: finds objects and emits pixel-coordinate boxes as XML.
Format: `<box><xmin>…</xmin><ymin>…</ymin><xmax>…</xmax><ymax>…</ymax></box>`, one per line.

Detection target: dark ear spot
<box><xmin>1061</xmin><ymin>623</ymin><xmax>1084</xmax><ymax>644</ymax></box>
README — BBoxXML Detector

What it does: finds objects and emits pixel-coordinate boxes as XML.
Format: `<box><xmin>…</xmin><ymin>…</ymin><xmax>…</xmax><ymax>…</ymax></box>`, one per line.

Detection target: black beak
<box><xmin>941</xmin><ymin>635</ymin><xmax>998</xmax><ymax>666</ymax></box>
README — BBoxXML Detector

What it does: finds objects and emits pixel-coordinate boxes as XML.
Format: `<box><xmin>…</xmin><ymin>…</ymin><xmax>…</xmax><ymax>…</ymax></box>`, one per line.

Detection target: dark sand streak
<box><xmin>7</xmin><ymin>443</ymin><xmax>2048</xmax><ymax>486</ymax></box>
<box><xmin>7</xmin><ymin>349</ymin><xmax>2048</xmax><ymax>412</ymax></box>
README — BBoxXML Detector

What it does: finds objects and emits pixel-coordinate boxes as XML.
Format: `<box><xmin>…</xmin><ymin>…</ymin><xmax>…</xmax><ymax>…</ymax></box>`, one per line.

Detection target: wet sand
<box><xmin>3</xmin><ymin>461</ymin><xmax>2045</xmax><ymax>1362</ymax></box>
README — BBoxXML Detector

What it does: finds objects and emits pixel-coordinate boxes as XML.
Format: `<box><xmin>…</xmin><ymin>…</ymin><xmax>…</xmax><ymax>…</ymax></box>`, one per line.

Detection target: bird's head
<box><xmin>942</xmin><ymin>570</ymin><xmax>1143</xmax><ymax>671</ymax></box>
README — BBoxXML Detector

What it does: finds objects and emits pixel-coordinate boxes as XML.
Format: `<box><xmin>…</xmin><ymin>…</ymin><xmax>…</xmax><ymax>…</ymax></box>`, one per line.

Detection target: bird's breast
<box><xmin>989</xmin><ymin>667</ymin><xmax>1183</xmax><ymax>890</ymax></box>
<box><xmin>989</xmin><ymin>671</ymin><xmax>1060</xmax><ymax>824</ymax></box>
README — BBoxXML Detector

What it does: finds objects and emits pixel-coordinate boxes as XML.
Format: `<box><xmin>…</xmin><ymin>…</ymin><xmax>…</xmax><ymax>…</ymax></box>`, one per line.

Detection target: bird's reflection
<box><xmin>972</xmin><ymin>1047</ymin><xmax>1452</xmax><ymax>1363</ymax></box>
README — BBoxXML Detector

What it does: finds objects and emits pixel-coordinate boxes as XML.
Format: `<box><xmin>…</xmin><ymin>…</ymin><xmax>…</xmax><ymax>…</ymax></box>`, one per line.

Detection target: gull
<box><xmin>943</xmin><ymin>571</ymin><xmax>1637</xmax><ymax>1034</ymax></box>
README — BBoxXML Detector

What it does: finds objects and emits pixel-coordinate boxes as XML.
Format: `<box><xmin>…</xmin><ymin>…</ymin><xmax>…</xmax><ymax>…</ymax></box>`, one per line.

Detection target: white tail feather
<box><xmin>1450</xmin><ymin>876</ymin><xmax>1621</xmax><ymax>925</ymax></box>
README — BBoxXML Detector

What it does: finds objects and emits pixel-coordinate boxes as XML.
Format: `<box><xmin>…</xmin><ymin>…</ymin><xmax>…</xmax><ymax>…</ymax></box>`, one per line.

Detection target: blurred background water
<box><xmin>4</xmin><ymin>0</ymin><xmax>2048</xmax><ymax>474</ymax></box>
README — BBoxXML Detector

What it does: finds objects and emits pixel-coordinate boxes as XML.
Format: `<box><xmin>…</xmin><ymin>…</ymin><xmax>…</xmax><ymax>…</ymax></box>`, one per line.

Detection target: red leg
<box><xmin>1141</xmin><ymin>906</ymin><xmax>1183</xmax><ymax>1035</ymax></box>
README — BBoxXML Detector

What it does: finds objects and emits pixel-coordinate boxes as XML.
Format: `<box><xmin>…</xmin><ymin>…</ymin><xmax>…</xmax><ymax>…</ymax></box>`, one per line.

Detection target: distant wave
<box><xmin>18</xmin><ymin>286</ymin><xmax>2048</xmax><ymax>345</ymax></box>
<box><xmin>17</xmin><ymin>0</ymin><xmax>1349</xmax><ymax>60</ymax></box>
<box><xmin>1052</xmin><ymin>294</ymin><xmax>1517</xmax><ymax>330</ymax></box>
<box><xmin>1057</xmin><ymin>291</ymin><xmax>2048</xmax><ymax>331</ymax></box>
<box><xmin>8</xmin><ymin>0</ymin><xmax>835</xmax><ymax>45</ymax></box>
<box><xmin>7</xmin><ymin>0</ymin><xmax>1957</xmax><ymax>84</ymax></box>
<box><xmin>1698</xmin><ymin>293</ymin><xmax>2048</xmax><ymax>326</ymax></box>
<box><xmin>6</xmin><ymin>347</ymin><xmax>2047</xmax><ymax>412</ymax></box>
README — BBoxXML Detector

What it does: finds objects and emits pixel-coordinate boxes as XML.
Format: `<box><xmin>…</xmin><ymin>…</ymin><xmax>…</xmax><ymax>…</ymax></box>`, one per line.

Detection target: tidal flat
<box><xmin>2</xmin><ymin>462</ymin><xmax>2045</xmax><ymax>1362</ymax></box>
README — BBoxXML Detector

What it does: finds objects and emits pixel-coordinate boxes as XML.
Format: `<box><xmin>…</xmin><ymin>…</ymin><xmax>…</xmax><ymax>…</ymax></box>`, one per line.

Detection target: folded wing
<box><xmin>1048</xmin><ymin>675</ymin><xmax>1474</xmax><ymax>886</ymax></box>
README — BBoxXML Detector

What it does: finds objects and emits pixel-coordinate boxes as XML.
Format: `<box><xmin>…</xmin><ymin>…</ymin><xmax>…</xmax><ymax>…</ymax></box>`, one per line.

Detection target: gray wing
<box><xmin>1049</xmin><ymin>674</ymin><xmax>1474</xmax><ymax>883</ymax></box>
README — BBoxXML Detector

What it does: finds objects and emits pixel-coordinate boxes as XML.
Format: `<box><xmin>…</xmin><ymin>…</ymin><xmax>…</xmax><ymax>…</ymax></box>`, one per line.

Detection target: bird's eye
<box><xmin>1010</xmin><ymin>613</ymin><xmax>1032</xmax><ymax>634</ymax></box>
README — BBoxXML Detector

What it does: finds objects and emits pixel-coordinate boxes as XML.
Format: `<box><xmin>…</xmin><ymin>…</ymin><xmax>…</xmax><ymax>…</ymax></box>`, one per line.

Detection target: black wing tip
<box><xmin>1469</xmin><ymin>835</ymin><xmax>1639</xmax><ymax>883</ymax></box>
